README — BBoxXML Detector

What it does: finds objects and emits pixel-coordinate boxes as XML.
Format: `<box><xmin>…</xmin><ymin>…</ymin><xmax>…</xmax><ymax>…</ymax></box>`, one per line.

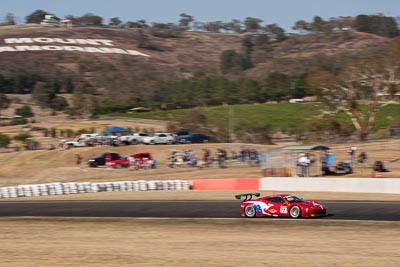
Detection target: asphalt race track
<box><xmin>0</xmin><ymin>201</ymin><xmax>399</xmax><ymax>221</ymax></box>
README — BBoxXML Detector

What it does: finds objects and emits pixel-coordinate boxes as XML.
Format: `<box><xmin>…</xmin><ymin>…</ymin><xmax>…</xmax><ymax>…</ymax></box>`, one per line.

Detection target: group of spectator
<box><xmin>168</xmin><ymin>150</ymin><xmax>198</xmax><ymax>168</ymax></box>
<box><xmin>166</xmin><ymin>147</ymin><xmax>261</xmax><ymax>169</ymax></box>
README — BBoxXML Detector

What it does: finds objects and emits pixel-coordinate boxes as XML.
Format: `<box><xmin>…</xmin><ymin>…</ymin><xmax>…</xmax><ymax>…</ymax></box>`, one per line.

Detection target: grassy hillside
<box><xmin>117</xmin><ymin>102</ymin><xmax>400</xmax><ymax>133</ymax></box>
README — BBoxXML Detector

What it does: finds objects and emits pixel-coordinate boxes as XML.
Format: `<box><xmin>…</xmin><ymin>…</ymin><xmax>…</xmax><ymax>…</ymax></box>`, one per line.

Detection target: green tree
<box><xmin>242</xmin><ymin>36</ymin><xmax>254</xmax><ymax>55</ymax></box>
<box><xmin>109</xmin><ymin>17</ymin><xmax>122</xmax><ymax>27</ymax></box>
<box><xmin>255</xmin><ymin>34</ymin><xmax>273</xmax><ymax>51</ymax></box>
<box><xmin>292</xmin><ymin>20</ymin><xmax>311</xmax><ymax>33</ymax></box>
<box><xmin>179</xmin><ymin>13</ymin><xmax>194</xmax><ymax>30</ymax></box>
<box><xmin>318</xmin><ymin>66</ymin><xmax>400</xmax><ymax>140</ymax></box>
<box><xmin>264</xmin><ymin>24</ymin><xmax>287</xmax><ymax>41</ymax></box>
<box><xmin>76</xmin><ymin>13</ymin><xmax>103</xmax><ymax>26</ymax></box>
<box><xmin>4</xmin><ymin>13</ymin><xmax>16</xmax><ymax>25</ymax></box>
<box><xmin>311</xmin><ymin>16</ymin><xmax>325</xmax><ymax>33</ymax></box>
<box><xmin>150</xmin><ymin>23</ymin><xmax>182</xmax><ymax>37</ymax></box>
<box><xmin>262</xmin><ymin>72</ymin><xmax>291</xmax><ymax>100</ymax></box>
<box><xmin>65</xmin><ymin>77</ymin><xmax>75</xmax><ymax>93</ymax></box>
<box><xmin>0</xmin><ymin>133</ymin><xmax>10</xmax><ymax>148</ymax></box>
<box><xmin>134</xmin><ymin>19</ymin><xmax>149</xmax><ymax>28</ymax></box>
<box><xmin>50</xmin><ymin>96</ymin><xmax>69</xmax><ymax>111</ymax></box>
<box><xmin>0</xmin><ymin>93</ymin><xmax>11</xmax><ymax>118</ymax></box>
<box><xmin>25</xmin><ymin>10</ymin><xmax>48</xmax><ymax>23</ymax></box>
<box><xmin>50</xmin><ymin>127</ymin><xmax>57</xmax><ymax>138</ymax></box>
<box><xmin>32</xmin><ymin>82</ymin><xmax>55</xmax><ymax>109</ymax></box>
<box><xmin>220</xmin><ymin>50</ymin><xmax>252</xmax><ymax>74</ymax></box>
<box><xmin>202</xmin><ymin>21</ymin><xmax>223</xmax><ymax>32</ymax></box>
<box><xmin>244</xmin><ymin>17</ymin><xmax>263</xmax><ymax>32</ymax></box>
<box><xmin>226</xmin><ymin>19</ymin><xmax>242</xmax><ymax>33</ymax></box>
<box><xmin>72</xmin><ymin>90</ymin><xmax>86</xmax><ymax>117</ymax></box>
<box><xmin>13</xmin><ymin>132</ymin><xmax>31</xmax><ymax>143</ymax></box>
<box><xmin>355</xmin><ymin>14</ymin><xmax>398</xmax><ymax>37</ymax></box>
<box><xmin>237</xmin><ymin>78</ymin><xmax>262</xmax><ymax>103</ymax></box>
<box><xmin>15</xmin><ymin>105</ymin><xmax>34</xmax><ymax>118</ymax></box>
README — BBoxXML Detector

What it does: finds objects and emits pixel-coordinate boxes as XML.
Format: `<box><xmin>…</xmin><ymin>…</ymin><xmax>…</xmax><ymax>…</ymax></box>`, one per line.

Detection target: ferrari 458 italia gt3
<box><xmin>236</xmin><ymin>193</ymin><xmax>327</xmax><ymax>218</ymax></box>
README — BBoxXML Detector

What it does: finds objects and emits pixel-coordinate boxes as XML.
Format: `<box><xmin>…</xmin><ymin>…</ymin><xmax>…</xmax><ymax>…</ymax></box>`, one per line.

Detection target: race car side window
<box><xmin>267</xmin><ymin>197</ymin><xmax>285</xmax><ymax>204</ymax></box>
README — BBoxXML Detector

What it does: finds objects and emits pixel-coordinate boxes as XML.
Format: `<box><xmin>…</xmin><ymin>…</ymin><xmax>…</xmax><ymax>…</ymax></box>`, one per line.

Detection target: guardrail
<box><xmin>190</xmin><ymin>177</ymin><xmax>400</xmax><ymax>194</ymax></box>
<box><xmin>0</xmin><ymin>180</ymin><xmax>190</xmax><ymax>199</ymax></box>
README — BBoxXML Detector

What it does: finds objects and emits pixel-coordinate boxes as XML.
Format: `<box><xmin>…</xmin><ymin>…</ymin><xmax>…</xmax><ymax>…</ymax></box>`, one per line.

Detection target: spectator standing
<box><xmin>216</xmin><ymin>148</ymin><xmax>227</xmax><ymax>168</ymax></box>
<box><xmin>127</xmin><ymin>155</ymin><xmax>136</xmax><ymax>171</ymax></box>
<box><xmin>75</xmin><ymin>153</ymin><xmax>83</xmax><ymax>167</ymax></box>
<box><xmin>240</xmin><ymin>147</ymin><xmax>247</xmax><ymax>162</ymax></box>
<box><xmin>348</xmin><ymin>146</ymin><xmax>357</xmax><ymax>164</ymax></box>
<box><xmin>105</xmin><ymin>153</ymin><xmax>112</xmax><ymax>168</ymax></box>
<box><xmin>358</xmin><ymin>152</ymin><xmax>367</xmax><ymax>163</ymax></box>
<box><xmin>298</xmin><ymin>153</ymin><xmax>310</xmax><ymax>177</ymax></box>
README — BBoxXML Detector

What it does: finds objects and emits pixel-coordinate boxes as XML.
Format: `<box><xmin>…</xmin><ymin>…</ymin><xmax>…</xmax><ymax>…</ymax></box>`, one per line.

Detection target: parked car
<box><xmin>88</xmin><ymin>152</ymin><xmax>123</xmax><ymax>167</ymax></box>
<box><xmin>79</xmin><ymin>133</ymin><xmax>99</xmax><ymax>140</ymax></box>
<box><xmin>174</xmin><ymin>130</ymin><xmax>211</xmax><ymax>144</ymax></box>
<box><xmin>119</xmin><ymin>133</ymin><xmax>150</xmax><ymax>145</ymax></box>
<box><xmin>65</xmin><ymin>138</ymin><xmax>87</xmax><ymax>148</ymax></box>
<box><xmin>109</xmin><ymin>152</ymin><xmax>156</xmax><ymax>169</ymax></box>
<box><xmin>142</xmin><ymin>133</ymin><xmax>175</xmax><ymax>144</ymax></box>
<box><xmin>236</xmin><ymin>193</ymin><xmax>327</xmax><ymax>218</ymax></box>
<box><xmin>86</xmin><ymin>135</ymin><xmax>119</xmax><ymax>146</ymax></box>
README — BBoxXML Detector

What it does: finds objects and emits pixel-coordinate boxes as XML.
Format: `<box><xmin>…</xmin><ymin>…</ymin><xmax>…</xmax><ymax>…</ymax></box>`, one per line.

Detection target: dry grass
<box><xmin>0</xmin><ymin>138</ymin><xmax>398</xmax><ymax>187</ymax></box>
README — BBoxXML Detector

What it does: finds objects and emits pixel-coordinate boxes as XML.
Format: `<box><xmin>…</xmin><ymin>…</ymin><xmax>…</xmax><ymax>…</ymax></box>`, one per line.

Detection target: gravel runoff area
<box><xmin>0</xmin><ymin>217</ymin><xmax>398</xmax><ymax>267</ymax></box>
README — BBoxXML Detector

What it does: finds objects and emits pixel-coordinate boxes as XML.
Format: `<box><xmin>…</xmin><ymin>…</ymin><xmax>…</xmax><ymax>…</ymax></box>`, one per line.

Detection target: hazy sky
<box><xmin>1</xmin><ymin>0</ymin><xmax>399</xmax><ymax>31</ymax></box>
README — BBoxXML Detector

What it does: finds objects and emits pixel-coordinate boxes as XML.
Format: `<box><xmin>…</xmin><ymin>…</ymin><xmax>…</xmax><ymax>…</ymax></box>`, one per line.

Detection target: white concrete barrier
<box><xmin>259</xmin><ymin>177</ymin><xmax>400</xmax><ymax>194</ymax></box>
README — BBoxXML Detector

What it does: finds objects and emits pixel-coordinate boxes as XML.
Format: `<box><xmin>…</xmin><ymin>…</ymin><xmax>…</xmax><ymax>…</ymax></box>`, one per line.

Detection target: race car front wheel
<box><xmin>289</xmin><ymin>206</ymin><xmax>301</xmax><ymax>218</ymax></box>
<box><xmin>244</xmin><ymin>205</ymin><xmax>256</xmax><ymax>218</ymax></box>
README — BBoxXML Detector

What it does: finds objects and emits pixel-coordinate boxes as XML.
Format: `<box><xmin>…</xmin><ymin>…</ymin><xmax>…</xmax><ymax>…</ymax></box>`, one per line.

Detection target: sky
<box><xmin>1</xmin><ymin>0</ymin><xmax>399</xmax><ymax>31</ymax></box>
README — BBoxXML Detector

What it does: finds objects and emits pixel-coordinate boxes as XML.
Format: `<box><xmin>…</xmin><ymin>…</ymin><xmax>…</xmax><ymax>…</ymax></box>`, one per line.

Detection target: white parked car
<box><xmin>142</xmin><ymin>133</ymin><xmax>175</xmax><ymax>145</ymax></box>
<box><xmin>119</xmin><ymin>133</ymin><xmax>150</xmax><ymax>145</ymax></box>
<box><xmin>65</xmin><ymin>138</ymin><xmax>87</xmax><ymax>148</ymax></box>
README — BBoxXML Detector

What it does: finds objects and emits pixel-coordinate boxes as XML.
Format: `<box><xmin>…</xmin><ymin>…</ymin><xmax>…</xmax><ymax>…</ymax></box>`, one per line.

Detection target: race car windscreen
<box><xmin>284</xmin><ymin>196</ymin><xmax>304</xmax><ymax>203</ymax></box>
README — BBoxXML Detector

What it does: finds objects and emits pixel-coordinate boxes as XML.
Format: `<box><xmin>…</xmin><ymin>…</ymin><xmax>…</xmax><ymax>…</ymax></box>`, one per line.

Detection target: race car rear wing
<box><xmin>235</xmin><ymin>192</ymin><xmax>260</xmax><ymax>201</ymax></box>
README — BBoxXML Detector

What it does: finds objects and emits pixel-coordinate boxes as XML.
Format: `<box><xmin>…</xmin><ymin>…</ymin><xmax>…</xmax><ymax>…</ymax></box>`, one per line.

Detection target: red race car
<box><xmin>236</xmin><ymin>193</ymin><xmax>327</xmax><ymax>218</ymax></box>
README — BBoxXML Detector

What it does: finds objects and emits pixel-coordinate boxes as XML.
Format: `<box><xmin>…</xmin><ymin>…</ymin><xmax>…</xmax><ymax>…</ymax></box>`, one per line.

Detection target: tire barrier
<box><xmin>0</xmin><ymin>180</ymin><xmax>190</xmax><ymax>199</ymax></box>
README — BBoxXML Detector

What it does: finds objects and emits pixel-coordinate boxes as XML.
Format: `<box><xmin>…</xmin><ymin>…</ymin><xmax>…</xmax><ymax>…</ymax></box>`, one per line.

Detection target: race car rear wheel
<box><xmin>289</xmin><ymin>206</ymin><xmax>301</xmax><ymax>218</ymax></box>
<box><xmin>244</xmin><ymin>205</ymin><xmax>256</xmax><ymax>218</ymax></box>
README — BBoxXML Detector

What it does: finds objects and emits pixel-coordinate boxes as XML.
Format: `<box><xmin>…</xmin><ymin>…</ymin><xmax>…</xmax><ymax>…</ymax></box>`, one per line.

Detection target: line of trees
<box><xmin>3</xmin><ymin>10</ymin><xmax>398</xmax><ymax>38</ymax></box>
<box><xmin>293</xmin><ymin>14</ymin><xmax>399</xmax><ymax>37</ymax></box>
<box><xmin>152</xmin><ymin>71</ymin><xmax>308</xmax><ymax>109</ymax></box>
<box><xmin>0</xmin><ymin>73</ymin><xmax>74</xmax><ymax>94</ymax></box>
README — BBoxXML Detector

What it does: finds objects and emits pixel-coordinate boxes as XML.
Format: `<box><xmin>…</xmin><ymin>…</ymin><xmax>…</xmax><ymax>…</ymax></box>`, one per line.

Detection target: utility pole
<box><xmin>228</xmin><ymin>106</ymin><xmax>234</xmax><ymax>143</ymax></box>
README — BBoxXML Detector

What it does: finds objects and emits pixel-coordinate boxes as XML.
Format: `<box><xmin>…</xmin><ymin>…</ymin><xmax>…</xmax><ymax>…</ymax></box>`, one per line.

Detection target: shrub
<box><xmin>13</xmin><ymin>132</ymin><xmax>31</xmax><ymax>142</ymax></box>
<box><xmin>15</xmin><ymin>105</ymin><xmax>34</xmax><ymax>118</ymax></box>
<box><xmin>0</xmin><ymin>133</ymin><xmax>10</xmax><ymax>147</ymax></box>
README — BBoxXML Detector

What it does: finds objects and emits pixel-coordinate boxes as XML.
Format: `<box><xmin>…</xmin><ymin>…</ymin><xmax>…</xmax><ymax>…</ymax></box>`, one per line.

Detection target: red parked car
<box><xmin>236</xmin><ymin>193</ymin><xmax>327</xmax><ymax>218</ymax></box>
<box><xmin>110</xmin><ymin>152</ymin><xmax>155</xmax><ymax>168</ymax></box>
